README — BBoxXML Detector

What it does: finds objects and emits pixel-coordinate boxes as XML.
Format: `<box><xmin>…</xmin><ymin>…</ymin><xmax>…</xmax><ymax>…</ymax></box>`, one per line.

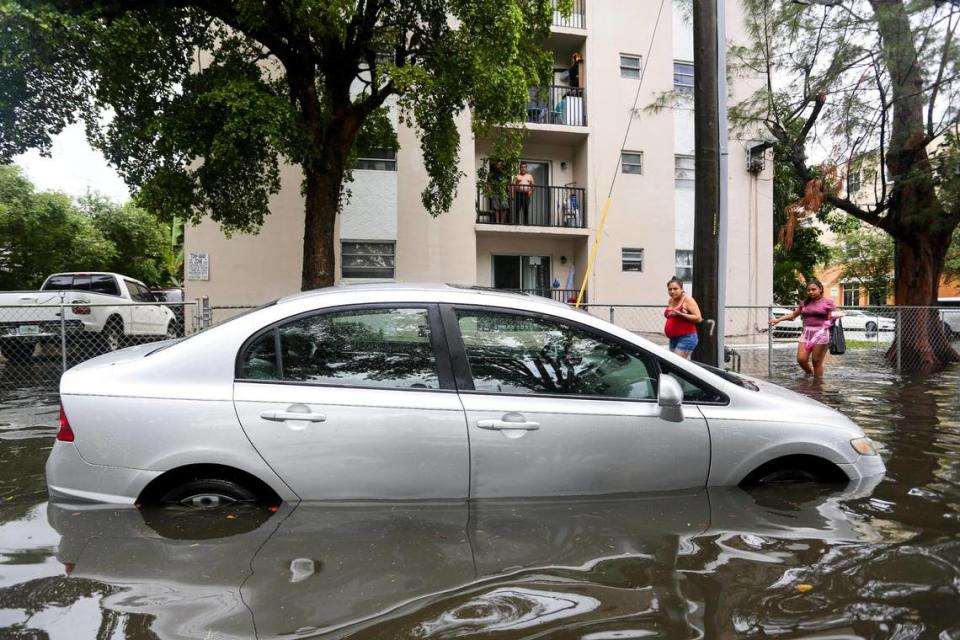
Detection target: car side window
<box><xmin>456</xmin><ymin>309</ymin><xmax>658</xmax><ymax>400</ymax></box>
<box><xmin>90</xmin><ymin>275</ymin><xmax>119</xmax><ymax>296</ymax></box>
<box><xmin>238</xmin><ymin>307</ymin><xmax>440</xmax><ymax>389</ymax></box>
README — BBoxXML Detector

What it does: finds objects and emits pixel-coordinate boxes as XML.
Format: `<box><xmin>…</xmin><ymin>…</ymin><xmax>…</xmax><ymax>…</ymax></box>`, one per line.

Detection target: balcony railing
<box><xmin>552</xmin><ymin>0</ymin><xmax>585</xmax><ymax>29</ymax></box>
<box><xmin>476</xmin><ymin>184</ymin><xmax>587</xmax><ymax>229</ymax></box>
<box><xmin>513</xmin><ymin>288</ymin><xmax>585</xmax><ymax>304</ymax></box>
<box><xmin>526</xmin><ymin>85</ymin><xmax>586</xmax><ymax>127</ymax></box>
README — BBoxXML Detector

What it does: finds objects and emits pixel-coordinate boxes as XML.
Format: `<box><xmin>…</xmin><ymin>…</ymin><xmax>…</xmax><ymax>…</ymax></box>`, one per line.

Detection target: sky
<box><xmin>13</xmin><ymin>123</ymin><xmax>131</xmax><ymax>203</ymax></box>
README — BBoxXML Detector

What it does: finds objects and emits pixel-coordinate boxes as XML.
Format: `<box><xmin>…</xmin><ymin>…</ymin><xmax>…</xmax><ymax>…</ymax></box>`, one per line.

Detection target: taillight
<box><xmin>72</xmin><ymin>305</ymin><xmax>90</xmax><ymax>315</ymax></box>
<box><xmin>57</xmin><ymin>405</ymin><xmax>75</xmax><ymax>442</ymax></box>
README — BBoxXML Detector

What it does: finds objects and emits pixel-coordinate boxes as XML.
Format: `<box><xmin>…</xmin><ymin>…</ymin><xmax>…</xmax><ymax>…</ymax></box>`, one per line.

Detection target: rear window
<box><xmin>42</xmin><ymin>275</ymin><xmax>74</xmax><ymax>291</ymax></box>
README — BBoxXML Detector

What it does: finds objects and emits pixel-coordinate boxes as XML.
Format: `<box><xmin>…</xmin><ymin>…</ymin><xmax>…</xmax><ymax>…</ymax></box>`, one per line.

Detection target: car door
<box><xmin>233</xmin><ymin>304</ymin><xmax>470</xmax><ymax>500</ymax></box>
<box><xmin>446</xmin><ymin>306</ymin><xmax>710</xmax><ymax>499</ymax></box>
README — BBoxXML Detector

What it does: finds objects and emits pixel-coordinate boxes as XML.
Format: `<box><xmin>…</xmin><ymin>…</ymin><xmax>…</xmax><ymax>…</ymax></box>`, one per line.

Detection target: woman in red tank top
<box><xmin>664</xmin><ymin>277</ymin><xmax>702</xmax><ymax>359</ymax></box>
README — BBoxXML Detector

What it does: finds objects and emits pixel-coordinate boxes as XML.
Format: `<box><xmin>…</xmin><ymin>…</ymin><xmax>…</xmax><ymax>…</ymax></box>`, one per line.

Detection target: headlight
<box><xmin>850</xmin><ymin>437</ymin><xmax>878</xmax><ymax>456</ymax></box>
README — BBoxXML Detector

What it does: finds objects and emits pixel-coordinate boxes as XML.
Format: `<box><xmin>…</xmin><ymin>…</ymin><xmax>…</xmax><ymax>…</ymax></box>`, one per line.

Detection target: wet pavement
<box><xmin>0</xmin><ymin>355</ymin><xmax>958</xmax><ymax>639</ymax></box>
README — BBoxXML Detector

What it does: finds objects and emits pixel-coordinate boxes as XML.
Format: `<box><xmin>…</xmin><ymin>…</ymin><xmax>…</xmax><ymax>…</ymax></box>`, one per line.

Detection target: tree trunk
<box><xmin>885</xmin><ymin>227</ymin><xmax>959</xmax><ymax>371</ymax></box>
<box><xmin>870</xmin><ymin>0</ymin><xmax>960</xmax><ymax>371</ymax></box>
<box><xmin>301</xmin><ymin>163</ymin><xmax>341</xmax><ymax>290</ymax></box>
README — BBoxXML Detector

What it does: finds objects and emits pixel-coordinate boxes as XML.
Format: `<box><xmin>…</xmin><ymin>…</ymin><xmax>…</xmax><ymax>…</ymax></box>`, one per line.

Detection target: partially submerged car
<box><xmin>47</xmin><ymin>284</ymin><xmax>885</xmax><ymax>506</ymax></box>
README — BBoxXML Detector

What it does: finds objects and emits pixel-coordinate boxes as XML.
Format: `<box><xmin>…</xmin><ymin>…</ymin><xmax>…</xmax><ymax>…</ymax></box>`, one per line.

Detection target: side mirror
<box><xmin>658</xmin><ymin>374</ymin><xmax>684</xmax><ymax>422</ymax></box>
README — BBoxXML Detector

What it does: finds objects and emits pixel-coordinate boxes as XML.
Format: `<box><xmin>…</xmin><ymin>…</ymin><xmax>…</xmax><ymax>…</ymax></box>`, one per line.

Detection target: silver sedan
<box><xmin>46</xmin><ymin>284</ymin><xmax>885</xmax><ymax>506</ymax></box>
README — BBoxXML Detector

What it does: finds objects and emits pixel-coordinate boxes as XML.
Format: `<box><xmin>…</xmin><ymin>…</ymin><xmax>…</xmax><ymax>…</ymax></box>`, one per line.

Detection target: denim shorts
<box><xmin>668</xmin><ymin>332</ymin><xmax>699</xmax><ymax>353</ymax></box>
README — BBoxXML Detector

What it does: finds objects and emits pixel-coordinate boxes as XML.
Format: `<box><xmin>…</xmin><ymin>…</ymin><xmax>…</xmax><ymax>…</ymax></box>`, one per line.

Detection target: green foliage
<box><xmin>0</xmin><ymin>165</ymin><xmax>174</xmax><ymax>289</ymax></box>
<box><xmin>772</xmin><ymin>137</ymin><xmax>831</xmax><ymax>305</ymax></box>
<box><xmin>0</xmin><ymin>0</ymin><xmax>557</xmax><ymax>287</ymax></box>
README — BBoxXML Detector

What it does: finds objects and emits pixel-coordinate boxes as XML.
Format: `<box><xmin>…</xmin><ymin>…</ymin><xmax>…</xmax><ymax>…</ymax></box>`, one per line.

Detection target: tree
<box><xmin>0</xmin><ymin>166</ymin><xmax>113</xmax><ymax>289</ymax></box>
<box><xmin>0</xmin><ymin>1</ymin><xmax>558</xmax><ymax>291</ymax></box>
<box><xmin>0</xmin><ymin>166</ymin><xmax>175</xmax><ymax>289</ymax></box>
<box><xmin>772</xmin><ymin>139</ymin><xmax>832</xmax><ymax>304</ymax></box>
<box><xmin>832</xmin><ymin>221</ymin><xmax>895</xmax><ymax>303</ymax></box>
<box><xmin>78</xmin><ymin>194</ymin><xmax>175</xmax><ymax>287</ymax></box>
<box><xmin>731</xmin><ymin>0</ymin><xmax>960</xmax><ymax>370</ymax></box>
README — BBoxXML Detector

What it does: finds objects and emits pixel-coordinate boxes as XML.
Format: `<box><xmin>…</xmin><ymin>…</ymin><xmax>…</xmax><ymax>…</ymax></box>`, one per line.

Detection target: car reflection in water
<box><xmin>48</xmin><ymin>479</ymin><xmax>882</xmax><ymax>640</ymax></box>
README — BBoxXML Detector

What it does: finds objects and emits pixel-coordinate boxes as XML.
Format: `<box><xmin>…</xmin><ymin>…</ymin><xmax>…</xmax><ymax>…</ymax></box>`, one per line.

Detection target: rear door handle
<box><xmin>476</xmin><ymin>419</ymin><xmax>540</xmax><ymax>431</ymax></box>
<box><xmin>260</xmin><ymin>410</ymin><xmax>327</xmax><ymax>423</ymax></box>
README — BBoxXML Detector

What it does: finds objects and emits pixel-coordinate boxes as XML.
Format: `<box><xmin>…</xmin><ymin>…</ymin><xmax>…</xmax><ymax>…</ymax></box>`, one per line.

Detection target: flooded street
<box><xmin>0</xmin><ymin>356</ymin><xmax>958</xmax><ymax>639</ymax></box>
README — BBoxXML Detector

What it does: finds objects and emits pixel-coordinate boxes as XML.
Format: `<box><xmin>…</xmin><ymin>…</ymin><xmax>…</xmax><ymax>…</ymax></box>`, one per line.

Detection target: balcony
<box><xmin>552</xmin><ymin>0</ymin><xmax>585</xmax><ymax>30</ymax></box>
<box><xmin>526</xmin><ymin>85</ymin><xmax>586</xmax><ymax>128</ymax></box>
<box><xmin>476</xmin><ymin>184</ymin><xmax>587</xmax><ymax>229</ymax></box>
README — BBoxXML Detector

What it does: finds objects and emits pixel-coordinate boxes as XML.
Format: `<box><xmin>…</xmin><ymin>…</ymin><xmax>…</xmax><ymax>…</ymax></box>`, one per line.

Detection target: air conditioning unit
<box><xmin>746</xmin><ymin>142</ymin><xmax>770</xmax><ymax>175</ymax></box>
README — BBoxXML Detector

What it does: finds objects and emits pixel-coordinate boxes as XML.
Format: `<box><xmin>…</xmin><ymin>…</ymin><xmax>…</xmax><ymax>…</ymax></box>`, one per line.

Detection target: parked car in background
<box><xmin>0</xmin><ymin>272</ymin><xmax>177</xmax><ymax>364</ymax></box>
<box><xmin>940</xmin><ymin>298</ymin><xmax>960</xmax><ymax>337</ymax></box>
<box><xmin>770</xmin><ymin>307</ymin><xmax>802</xmax><ymax>337</ymax></box>
<box><xmin>47</xmin><ymin>284</ymin><xmax>884</xmax><ymax>507</ymax></box>
<box><xmin>837</xmin><ymin>309</ymin><xmax>896</xmax><ymax>334</ymax></box>
<box><xmin>151</xmin><ymin>287</ymin><xmax>186</xmax><ymax>336</ymax></box>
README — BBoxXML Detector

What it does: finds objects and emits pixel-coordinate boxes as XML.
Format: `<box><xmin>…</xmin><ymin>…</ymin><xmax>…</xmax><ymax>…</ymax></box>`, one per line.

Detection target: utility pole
<box><xmin>692</xmin><ymin>0</ymin><xmax>728</xmax><ymax>367</ymax></box>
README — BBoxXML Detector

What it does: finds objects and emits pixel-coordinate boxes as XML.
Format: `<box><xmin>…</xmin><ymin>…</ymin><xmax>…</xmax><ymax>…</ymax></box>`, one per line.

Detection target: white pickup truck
<box><xmin>0</xmin><ymin>272</ymin><xmax>177</xmax><ymax>363</ymax></box>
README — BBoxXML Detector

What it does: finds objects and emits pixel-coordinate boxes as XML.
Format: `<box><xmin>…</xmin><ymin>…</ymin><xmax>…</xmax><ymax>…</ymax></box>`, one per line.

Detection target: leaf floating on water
<box><xmin>226</xmin><ymin>514</ymin><xmax>237</xmax><ymax>520</ymax></box>
<box><xmin>795</xmin><ymin>584</ymin><xmax>814</xmax><ymax>593</ymax></box>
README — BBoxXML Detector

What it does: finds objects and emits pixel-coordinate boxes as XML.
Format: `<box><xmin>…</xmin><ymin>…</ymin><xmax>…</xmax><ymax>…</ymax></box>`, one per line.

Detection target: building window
<box><xmin>842</xmin><ymin>283</ymin><xmax>860</xmax><ymax>307</ymax></box>
<box><xmin>620</xmin><ymin>54</ymin><xmax>641</xmax><ymax>79</ymax></box>
<box><xmin>675</xmin><ymin>250</ymin><xmax>693</xmax><ymax>282</ymax></box>
<box><xmin>674</xmin><ymin>155</ymin><xmax>695</xmax><ymax>181</ymax></box>
<box><xmin>621</xmin><ymin>151</ymin><xmax>643</xmax><ymax>175</ymax></box>
<box><xmin>673</xmin><ymin>61</ymin><xmax>694</xmax><ymax>94</ymax></box>
<box><xmin>847</xmin><ymin>169</ymin><xmax>861</xmax><ymax>193</ymax></box>
<box><xmin>341</xmin><ymin>241</ymin><xmax>395</xmax><ymax>279</ymax></box>
<box><xmin>622</xmin><ymin>248</ymin><xmax>644</xmax><ymax>272</ymax></box>
<box><xmin>355</xmin><ymin>149</ymin><xmax>397</xmax><ymax>171</ymax></box>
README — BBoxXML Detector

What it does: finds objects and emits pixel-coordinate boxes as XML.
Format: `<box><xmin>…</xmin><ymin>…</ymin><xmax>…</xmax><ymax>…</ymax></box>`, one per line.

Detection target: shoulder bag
<box><xmin>829</xmin><ymin>318</ymin><xmax>846</xmax><ymax>355</ymax></box>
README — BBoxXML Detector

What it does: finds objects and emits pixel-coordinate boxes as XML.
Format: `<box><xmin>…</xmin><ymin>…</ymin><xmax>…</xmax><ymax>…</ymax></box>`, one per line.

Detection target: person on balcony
<box><xmin>512</xmin><ymin>162</ymin><xmax>535</xmax><ymax>225</ymax></box>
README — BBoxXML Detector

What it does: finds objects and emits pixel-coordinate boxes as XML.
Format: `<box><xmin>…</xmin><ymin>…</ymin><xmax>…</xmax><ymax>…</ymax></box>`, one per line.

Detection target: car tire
<box><xmin>165</xmin><ymin>321</ymin><xmax>178</xmax><ymax>341</ymax></box>
<box><xmin>944</xmin><ymin>321</ymin><xmax>955</xmax><ymax>339</ymax></box>
<box><xmin>753</xmin><ymin>467</ymin><xmax>820</xmax><ymax>485</ymax></box>
<box><xmin>159</xmin><ymin>478</ymin><xmax>258</xmax><ymax>509</ymax></box>
<box><xmin>0</xmin><ymin>342</ymin><xmax>36</xmax><ymax>365</ymax></box>
<box><xmin>865</xmin><ymin>321</ymin><xmax>878</xmax><ymax>335</ymax></box>
<box><xmin>99</xmin><ymin>318</ymin><xmax>124</xmax><ymax>353</ymax></box>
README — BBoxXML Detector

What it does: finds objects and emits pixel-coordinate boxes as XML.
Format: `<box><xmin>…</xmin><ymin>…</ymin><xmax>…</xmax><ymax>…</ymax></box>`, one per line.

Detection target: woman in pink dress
<box><xmin>769</xmin><ymin>280</ymin><xmax>836</xmax><ymax>377</ymax></box>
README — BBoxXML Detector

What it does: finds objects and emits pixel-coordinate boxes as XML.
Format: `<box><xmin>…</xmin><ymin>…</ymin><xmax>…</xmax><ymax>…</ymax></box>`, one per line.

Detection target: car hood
<box><xmin>732</xmin><ymin>372</ymin><xmax>861</xmax><ymax>430</ymax></box>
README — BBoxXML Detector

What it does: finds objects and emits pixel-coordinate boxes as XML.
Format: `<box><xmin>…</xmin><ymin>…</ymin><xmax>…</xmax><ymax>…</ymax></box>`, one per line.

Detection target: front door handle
<box><xmin>477</xmin><ymin>419</ymin><xmax>540</xmax><ymax>431</ymax></box>
<box><xmin>260</xmin><ymin>410</ymin><xmax>327</xmax><ymax>423</ymax></box>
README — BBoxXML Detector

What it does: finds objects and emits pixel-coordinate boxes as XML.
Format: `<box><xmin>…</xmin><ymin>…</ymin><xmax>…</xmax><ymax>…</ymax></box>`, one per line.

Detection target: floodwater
<box><xmin>0</xmin><ymin>355</ymin><xmax>958</xmax><ymax>639</ymax></box>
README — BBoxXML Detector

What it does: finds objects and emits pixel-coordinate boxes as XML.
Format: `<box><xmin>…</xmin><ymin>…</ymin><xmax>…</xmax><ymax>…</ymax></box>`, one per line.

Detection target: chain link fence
<box><xmin>3</xmin><ymin>298</ymin><xmax>959</xmax><ymax>430</ymax></box>
<box><xmin>0</xmin><ymin>301</ymin><xmax>197</xmax><ymax>428</ymax></box>
<box><xmin>582</xmin><ymin>304</ymin><xmax>960</xmax><ymax>377</ymax></box>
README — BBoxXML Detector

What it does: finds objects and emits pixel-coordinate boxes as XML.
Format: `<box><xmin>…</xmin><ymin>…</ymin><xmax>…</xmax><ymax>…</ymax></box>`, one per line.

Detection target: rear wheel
<box><xmin>99</xmin><ymin>319</ymin><xmax>124</xmax><ymax>353</ymax></box>
<box><xmin>159</xmin><ymin>478</ymin><xmax>257</xmax><ymax>509</ymax></box>
<box><xmin>865</xmin><ymin>321</ymin><xmax>878</xmax><ymax>335</ymax></box>
<box><xmin>0</xmin><ymin>342</ymin><xmax>35</xmax><ymax>364</ymax></box>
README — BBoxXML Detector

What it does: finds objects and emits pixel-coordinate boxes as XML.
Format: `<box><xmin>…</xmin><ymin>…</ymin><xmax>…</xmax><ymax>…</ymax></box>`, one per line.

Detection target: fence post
<box><xmin>896</xmin><ymin>307</ymin><xmax>902</xmax><ymax>374</ymax></box>
<box><xmin>767</xmin><ymin>306</ymin><xmax>772</xmax><ymax>379</ymax></box>
<box><xmin>59</xmin><ymin>299</ymin><xmax>68</xmax><ymax>373</ymax></box>
<box><xmin>609</xmin><ymin>306</ymin><xmax>615</xmax><ymax>324</ymax></box>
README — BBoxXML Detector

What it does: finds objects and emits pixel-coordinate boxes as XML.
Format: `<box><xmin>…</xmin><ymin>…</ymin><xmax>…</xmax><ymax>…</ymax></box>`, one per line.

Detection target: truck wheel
<box><xmin>99</xmin><ymin>319</ymin><xmax>124</xmax><ymax>353</ymax></box>
<box><xmin>0</xmin><ymin>342</ymin><xmax>36</xmax><ymax>365</ymax></box>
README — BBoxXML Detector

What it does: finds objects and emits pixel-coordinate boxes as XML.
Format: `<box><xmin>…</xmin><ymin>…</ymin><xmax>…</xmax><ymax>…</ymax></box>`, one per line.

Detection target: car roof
<box><xmin>278</xmin><ymin>283</ymin><xmax>572</xmax><ymax>309</ymax></box>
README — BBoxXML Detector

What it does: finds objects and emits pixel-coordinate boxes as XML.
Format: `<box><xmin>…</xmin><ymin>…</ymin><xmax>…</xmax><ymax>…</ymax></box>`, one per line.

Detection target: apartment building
<box><xmin>184</xmin><ymin>1</ymin><xmax>774</xmax><ymax>309</ymax></box>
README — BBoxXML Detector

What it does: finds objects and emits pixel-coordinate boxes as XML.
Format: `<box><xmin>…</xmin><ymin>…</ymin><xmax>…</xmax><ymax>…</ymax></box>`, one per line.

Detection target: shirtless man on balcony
<box><xmin>512</xmin><ymin>162</ymin><xmax>535</xmax><ymax>225</ymax></box>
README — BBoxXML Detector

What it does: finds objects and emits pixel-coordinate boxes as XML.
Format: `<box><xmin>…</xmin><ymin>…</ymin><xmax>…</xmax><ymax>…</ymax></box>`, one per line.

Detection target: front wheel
<box><xmin>753</xmin><ymin>467</ymin><xmax>821</xmax><ymax>485</ymax></box>
<box><xmin>865</xmin><ymin>321</ymin><xmax>878</xmax><ymax>335</ymax></box>
<box><xmin>159</xmin><ymin>478</ymin><xmax>257</xmax><ymax>509</ymax></box>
